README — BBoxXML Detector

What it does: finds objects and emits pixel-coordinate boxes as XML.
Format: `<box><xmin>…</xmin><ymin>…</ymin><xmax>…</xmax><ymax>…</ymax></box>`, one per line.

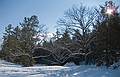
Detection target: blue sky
<box><xmin>0</xmin><ymin>0</ymin><xmax>119</xmax><ymax>45</ymax></box>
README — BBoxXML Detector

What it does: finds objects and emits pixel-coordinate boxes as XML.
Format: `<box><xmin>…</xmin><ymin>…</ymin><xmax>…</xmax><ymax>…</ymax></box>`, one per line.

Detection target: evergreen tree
<box><xmin>1</xmin><ymin>24</ymin><xmax>14</xmax><ymax>61</ymax></box>
<box><xmin>95</xmin><ymin>1</ymin><xmax>120</xmax><ymax>67</ymax></box>
<box><xmin>19</xmin><ymin>15</ymin><xmax>39</xmax><ymax>54</ymax></box>
<box><xmin>56</xmin><ymin>29</ymin><xmax>72</xmax><ymax>48</ymax></box>
<box><xmin>1</xmin><ymin>15</ymin><xmax>45</xmax><ymax>66</ymax></box>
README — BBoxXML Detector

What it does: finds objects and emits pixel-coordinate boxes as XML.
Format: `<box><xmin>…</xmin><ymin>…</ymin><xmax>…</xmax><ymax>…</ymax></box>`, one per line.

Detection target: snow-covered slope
<box><xmin>0</xmin><ymin>60</ymin><xmax>120</xmax><ymax>77</ymax></box>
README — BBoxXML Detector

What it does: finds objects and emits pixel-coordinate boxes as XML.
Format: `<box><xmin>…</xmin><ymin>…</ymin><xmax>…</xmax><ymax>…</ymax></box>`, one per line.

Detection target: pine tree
<box><xmin>19</xmin><ymin>15</ymin><xmax>39</xmax><ymax>54</ymax></box>
<box><xmin>1</xmin><ymin>24</ymin><xmax>15</xmax><ymax>61</ymax></box>
<box><xmin>56</xmin><ymin>29</ymin><xmax>72</xmax><ymax>48</ymax></box>
<box><xmin>95</xmin><ymin>1</ymin><xmax>120</xmax><ymax>67</ymax></box>
<box><xmin>1</xmin><ymin>15</ymin><xmax>45</xmax><ymax>66</ymax></box>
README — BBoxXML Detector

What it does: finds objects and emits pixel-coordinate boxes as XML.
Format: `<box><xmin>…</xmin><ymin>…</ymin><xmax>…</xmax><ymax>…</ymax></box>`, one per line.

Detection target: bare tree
<box><xmin>57</xmin><ymin>5</ymin><xmax>96</xmax><ymax>53</ymax></box>
<box><xmin>52</xmin><ymin>46</ymin><xmax>72</xmax><ymax>64</ymax></box>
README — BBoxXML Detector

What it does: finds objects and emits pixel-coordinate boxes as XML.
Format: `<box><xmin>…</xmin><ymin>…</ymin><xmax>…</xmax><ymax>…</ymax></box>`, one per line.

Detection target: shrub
<box><xmin>14</xmin><ymin>54</ymin><xmax>35</xmax><ymax>67</ymax></box>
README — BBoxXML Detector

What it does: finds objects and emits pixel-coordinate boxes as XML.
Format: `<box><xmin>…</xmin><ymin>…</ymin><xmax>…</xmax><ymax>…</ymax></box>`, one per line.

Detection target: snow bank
<box><xmin>0</xmin><ymin>60</ymin><xmax>120</xmax><ymax>77</ymax></box>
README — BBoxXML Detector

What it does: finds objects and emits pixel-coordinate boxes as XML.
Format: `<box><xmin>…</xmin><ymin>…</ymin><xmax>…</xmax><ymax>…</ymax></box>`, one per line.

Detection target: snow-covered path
<box><xmin>0</xmin><ymin>60</ymin><xmax>120</xmax><ymax>77</ymax></box>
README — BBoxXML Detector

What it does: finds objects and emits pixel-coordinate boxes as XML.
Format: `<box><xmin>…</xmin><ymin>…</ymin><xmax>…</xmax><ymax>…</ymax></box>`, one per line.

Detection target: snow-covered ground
<box><xmin>0</xmin><ymin>60</ymin><xmax>120</xmax><ymax>77</ymax></box>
